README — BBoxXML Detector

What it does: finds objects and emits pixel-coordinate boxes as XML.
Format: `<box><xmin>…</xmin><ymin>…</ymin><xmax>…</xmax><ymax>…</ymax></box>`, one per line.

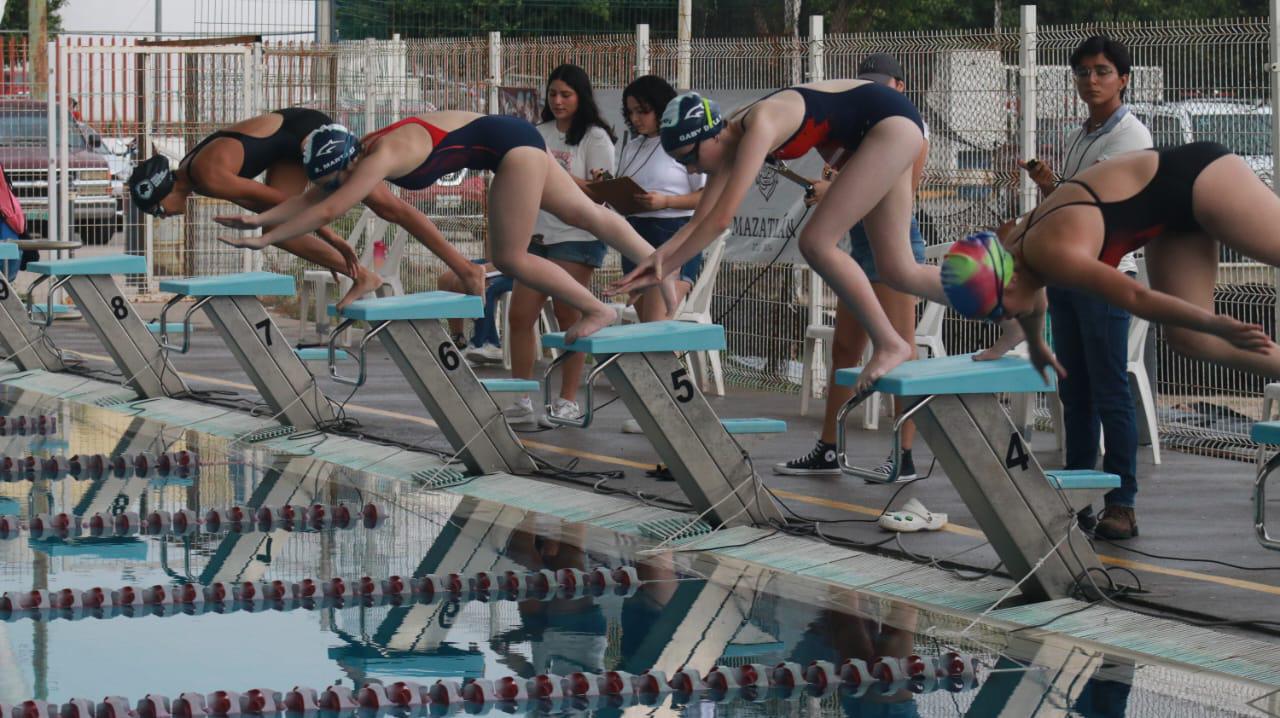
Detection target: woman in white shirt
<box><xmin>507</xmin><ymin>64</ymin><xmax>617</xmax><ymax>428</ymax></box>
<box><xmin>616</xmin><ymin>75</ymin><xmax>706</xmax><ymax>321</ymax></box>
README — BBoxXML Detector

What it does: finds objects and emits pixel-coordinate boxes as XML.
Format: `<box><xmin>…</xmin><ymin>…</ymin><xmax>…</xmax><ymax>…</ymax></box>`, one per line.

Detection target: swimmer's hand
<box><xmin>321</xmin><ymin>235</ymin><xmax>361</xmax><ymax>283</ymax></box>
<box><xmin>213</xmin><ymin>214</ymin><xmax>261</xmax><ymax>231</ymax></box>
<box><xmin>1209</xmin><ymin>314</ymin><xmax>1272</xmax><ymax>352</ymax></box>
<box><xmin>215</xmin><ymin>234</ymin><xmax>269</xmax><ymax>251</ymax></box>
<box><xmin>973</xmin><ymin>319</ymin><xmax>1025</xmax><ymax>361</ymax></box>
<box><xmin>463</xmin><ymin>261</ymin><xmax>486</xmax><ymax>297</ymax></box>
<box><xmin>610</xmin><ymin>250</ymin><xmax>665</xmax><ymax>297</ymax></box>
<box><xmin>1025</xmin><ymin>337</ymin><xmax>1066</xmax><ymax>383</ymax></box>
<box><xmin>804</xmin><ymin>179</ymin><xmax>831</xmax><ymax>207</ymax></box>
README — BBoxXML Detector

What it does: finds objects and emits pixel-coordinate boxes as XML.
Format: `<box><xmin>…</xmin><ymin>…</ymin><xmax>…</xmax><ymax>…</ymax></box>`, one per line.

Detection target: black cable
<box><xmin>1095</xmin><ymin>536</ymin><xmax>1280</xmax><ymax>572</ymax></box>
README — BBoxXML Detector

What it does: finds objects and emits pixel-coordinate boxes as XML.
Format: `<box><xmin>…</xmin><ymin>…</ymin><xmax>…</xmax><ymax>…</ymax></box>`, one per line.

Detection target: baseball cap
<box><xmin>302</xmin><ymin>124</ymin><xmax>360</xmax><ymax>181</ymax></box>
<box><xmin>857</xmin><ymin>52</ymin><xmax>905</xmax><ymax>85</ymax></box>
<box><xmin>660</xmin><ymin>91</ymin><xmax>725</xmax><ymax>152</ymax></box>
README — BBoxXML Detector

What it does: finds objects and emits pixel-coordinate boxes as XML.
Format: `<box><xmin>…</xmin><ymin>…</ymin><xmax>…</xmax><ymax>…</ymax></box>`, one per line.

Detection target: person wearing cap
<box><xmin>980</xmin><ymin>36</ymin><xmax>1152</xmax><ymax>540</ymax></box>
<box><xmin>773</xmin><ymin>55</ymin><xmax>934</xmax><ymax>505</ymax></box>
<box><xmin>611</xmin><ymin>73</ymin><xmax>945</xmax><ymax>394</ymax></box>
<box><xmin>213</xmin><ymin>111</ymin><xmax>674</xmax><ymax>342</ymax></box>
<box><xmin>127</xmin><ymin>108</ymin><xmax>484</xmax><ymax>309</ymax></box>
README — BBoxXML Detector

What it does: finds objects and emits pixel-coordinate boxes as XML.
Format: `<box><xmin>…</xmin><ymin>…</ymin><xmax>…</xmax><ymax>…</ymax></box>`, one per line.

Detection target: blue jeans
<box><xmin>849</xmin><ymin>215</ymin><xmax>925</xmax><ymax>282</ymax></box>
<box><xmin>0</xmin><ymin>221</ymin><xmax>19</xmax><ymax>282</ymax></box>
<box><xmin>468</xmin><ymin>259</ymin><xmax>513</xmax><ymax>349</ymax></box>
<box><xmin>1047</xmin><ymin>284</ymin><xmax>1138</xmax><ymax>508</ymax></box>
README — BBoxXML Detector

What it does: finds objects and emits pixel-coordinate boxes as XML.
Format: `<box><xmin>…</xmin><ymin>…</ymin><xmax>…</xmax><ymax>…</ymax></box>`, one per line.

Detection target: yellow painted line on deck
<box><xmin>71</xmin><ymin>351</ymin><xmax>1280</xmax><ymax>597</ymax></box>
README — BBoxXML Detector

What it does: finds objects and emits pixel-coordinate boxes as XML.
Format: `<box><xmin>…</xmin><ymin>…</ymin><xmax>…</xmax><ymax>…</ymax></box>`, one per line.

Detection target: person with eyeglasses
<box><xmin>127</xmin><ymin>107</ymin><xmax>484</xmax><ymax>310</ymax></box>
<box><xmin>610</xmin><ymin>79</ymin><xmax>945</xmax><ymax>394</ymax></box>
<box><xmin>212</xmin><ymin>112</ymin><xmax>674</xmax><ymax>340</ymax></box>
<box><xmin>982</xmin><ymin>35</ymin><xmax>1152</xmax><ymax>541</ymax></box>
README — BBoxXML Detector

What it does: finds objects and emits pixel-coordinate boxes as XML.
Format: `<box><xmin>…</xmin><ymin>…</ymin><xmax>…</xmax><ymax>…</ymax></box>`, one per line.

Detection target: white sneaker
<box><xmin>621</xmin><ymin>418</ymin><xmax>644</xmax><ymax>434</ymax></box>
<box><xmin>465</xmin><ymin>343</ymin><xmax>504</xmax><ymax>365</ymax></box>
<box><xmin>503</xmin><ymin>397</ymin><xmax>538</xmax><ymax>427</ymax></box>
<box><xmin>539</xmin><ymin>398</ymin><xmax>582</xmax><ymax>428</ymax></box>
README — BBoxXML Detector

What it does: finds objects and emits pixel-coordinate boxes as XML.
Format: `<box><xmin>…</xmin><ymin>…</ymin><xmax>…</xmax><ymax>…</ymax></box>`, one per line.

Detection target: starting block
<box><xmin>0</xmin><ymin>243</ymin><xmax>63</xmax><ymax>372</ymax></box>
<box><xmin>1251</xmin><ymin>421</ymin><xmax>1280</xmax><ymax>551</ymax></box>
<box><xmin>27</xmin><ymin>254</ymin><xmax>185</xmax><ymax>396</ymax></box>
<box><xmin>158</xmin><ymin>272</ymin><xmax>336</xmax><ymax>430</ymax></box>
<box><xmin>329</xmin><ymin>291</ymin><xmax>535</xmax><ymax>475</ymax></box>
<box><xmin>836</xmin><ymin>354</ymin><xmax>1106</xmax><ymax>601</ymax></box>
<box><xmin>542</xmin><ymin>321</ymin><xmax>783</xmax><ymax>528</ymax></box>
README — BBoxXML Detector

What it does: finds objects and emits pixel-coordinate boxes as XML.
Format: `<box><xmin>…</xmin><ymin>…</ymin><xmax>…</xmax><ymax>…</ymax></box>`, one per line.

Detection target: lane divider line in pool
<box><xmin>0</xmin><ymin>450</ymin><xmax>199</xmax><ymax>481</ymax></box>
<box><xmin>0</xmin><ymin>653</ymin><xmax>982</xmax><ymax>718</ymax></box>
<box><xmin>0</xmin><ymin>566</ymin><xmax>643</xmax><ymax>620</ymax></box>
<box><xmin>0</xmin><ymin>502</ymin><xmax>386</xmax><ymax>540</ymax></box>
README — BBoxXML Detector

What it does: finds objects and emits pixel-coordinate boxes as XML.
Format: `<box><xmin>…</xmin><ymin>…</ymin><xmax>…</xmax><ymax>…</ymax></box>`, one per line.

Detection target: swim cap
<box><xmin>302</xmin><ymin>124</ymin><xmax>360</xmax><ymax>181</ymax></box>
<box><xmin>660</xmin><ymin>92</ymin><xmax>724</xmax><ymax>152</ymax></box>
<box><xmin>941</xmin><ymin>231</ymin><xmax>1015</xmax><ymax>321</ymax></box>
<box><xmin>128</xmin><ymin>155</ymin><xmax>176</xmax><ymax>215</ymax></box>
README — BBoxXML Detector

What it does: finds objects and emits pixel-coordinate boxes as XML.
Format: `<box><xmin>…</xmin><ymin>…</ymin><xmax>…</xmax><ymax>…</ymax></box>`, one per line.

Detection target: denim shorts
<box><xmin>621</xmin><ymin>215</ymin><xmax>703</xmax><ymax>285</ymax></box>
<box><xmin>530</xmin><ymin>236</ymin><xmax>608</xmax><ymax>269</ymax></box>
<box><xmin>849</xmin><ymin>215</ymin><xmax>925</xmax><ymax>283</ymax></box>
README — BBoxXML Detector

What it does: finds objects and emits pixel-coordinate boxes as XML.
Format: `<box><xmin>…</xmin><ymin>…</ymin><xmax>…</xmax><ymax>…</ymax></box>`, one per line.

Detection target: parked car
<box><xmin>1130</xmin><ymin>99</ymin><xmax>1273</xmax><ymax>185</ymax></box>
<box><xmin>0</xmin><ymin>99</ymin><xmax>118</xmax><ymax>243</ymax></box>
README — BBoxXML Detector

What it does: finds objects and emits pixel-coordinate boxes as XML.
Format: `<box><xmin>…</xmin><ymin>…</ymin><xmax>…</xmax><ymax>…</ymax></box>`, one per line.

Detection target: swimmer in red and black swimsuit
<box><xmin>979</xmin><ymin>141</ymin><xmax>1280</xmax><ymax>381</ymax></box>
<box><xmin>214</xmin><ymin>111</ymin><xmax>674</xmax><ymax>337</ymax></box>
<box><xmin>130</xmin><ymin>108</ymin><xmax>484</xmax><ymax>309</ymax></box>
<box><xmin>611</xmin><ymin>80</ymin><xmax>942</xmax><ymax>392</ymax></box>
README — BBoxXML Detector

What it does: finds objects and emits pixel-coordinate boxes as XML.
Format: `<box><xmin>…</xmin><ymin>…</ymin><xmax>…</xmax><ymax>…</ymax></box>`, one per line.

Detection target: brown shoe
<box><xmin>1095</xmin><ymin>505</ymin><xmax>1138</xmax><ymax>540</ymax></box>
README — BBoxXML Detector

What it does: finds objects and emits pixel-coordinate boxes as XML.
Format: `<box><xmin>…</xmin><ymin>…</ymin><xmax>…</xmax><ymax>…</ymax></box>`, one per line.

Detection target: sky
<box><xmin>58</xmin><ymin>0</ymin><xmax>318</xmax><ymax>37</ymax></box>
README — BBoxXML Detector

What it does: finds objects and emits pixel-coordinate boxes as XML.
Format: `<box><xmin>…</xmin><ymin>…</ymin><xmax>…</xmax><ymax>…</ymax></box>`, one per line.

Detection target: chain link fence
<box><xmin>25</xmin><ymin>10</ymin><xmax>1280</xmax><ymax>457</ymax></box>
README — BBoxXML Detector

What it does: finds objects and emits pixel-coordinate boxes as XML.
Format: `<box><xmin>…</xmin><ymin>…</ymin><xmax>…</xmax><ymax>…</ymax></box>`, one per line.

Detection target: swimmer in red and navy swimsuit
<box><xmin>612</xmin><ymin>80</ymin><xmax>937</xmax><ymax>391</ymax></box>
<box><xmin>214</xmin><ymin>111</ymin><xmax>673</xmax><ymax>332</ymax></box>
<box><xmin>974</xmin><ymin>142</ymin><xmax>1280</xmax><ymax>382</ymax></box>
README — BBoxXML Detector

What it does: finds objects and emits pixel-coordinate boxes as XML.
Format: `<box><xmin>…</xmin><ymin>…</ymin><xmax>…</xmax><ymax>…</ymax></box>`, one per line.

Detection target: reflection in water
<box><xmin>0</xmin><ymin>388</ymin><xmax>1265</xmax><ymax>716</ymax></box>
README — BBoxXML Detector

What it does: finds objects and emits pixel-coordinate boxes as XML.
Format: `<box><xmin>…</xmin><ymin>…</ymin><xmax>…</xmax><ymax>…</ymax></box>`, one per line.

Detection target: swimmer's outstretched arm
<box><xmin>1013</xmin><ymin>291</ymin><xmax>1065</xmax><ymax>382</ymax></box>
<box><xmin>218</xmin><ymin>155</ymin><xmax>395</xmax><ymax>250</ymax></box>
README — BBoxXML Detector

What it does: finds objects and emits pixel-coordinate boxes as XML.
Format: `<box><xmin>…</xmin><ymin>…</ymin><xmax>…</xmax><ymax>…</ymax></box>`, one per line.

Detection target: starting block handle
<box><xmin>1257</xmin><ymin>451</ymin><xmax>1280</xmax><ymax>551</ymax></box>
<box><xmin>23</xmin><ymin>275</ymin><xmax>67</xmax><ymax>328</ymax></box>
<box><xmin>156</xmin><ymin>294</ymin><xmax>212</xmax><ymax>353</ymax></box>
<box><xmin>835</xmin><ymin>391</ymin><xmax>934</xmax><ymax>482</ymax></box>
<box><xmin>541</xmin><ymin>351</ymin><xmax>619</xmax><ymax>428</ymax></box>
<box><xmin>327</xmin><ymin>318</ymin><xmax>389</xmax><ymax>387</ymax></box>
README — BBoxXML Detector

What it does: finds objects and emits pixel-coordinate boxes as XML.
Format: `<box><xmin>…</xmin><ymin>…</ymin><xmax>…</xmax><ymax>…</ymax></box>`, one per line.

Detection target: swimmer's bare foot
<box><xmin>564</xmin><ymin>306</ymin><xmax>616</xmax><ymax>344</ymax></box>
<box><xmin>336</xmin><ymin>268</ymin><xmax>384</xmax><ymax>310</ymax></box>
<box><xmin>855</xmin><ymin>339</ymin><xmax>914</xmax><ymax>394</ymax></box>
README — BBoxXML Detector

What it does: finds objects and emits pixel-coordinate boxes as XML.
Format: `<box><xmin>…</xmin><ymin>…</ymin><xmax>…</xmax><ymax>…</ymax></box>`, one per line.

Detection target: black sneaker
<box><xmin>773</xmin><ymin>440</ymin><xmax>839</xmax><ymax>476</ymax></box>
<box><xmin>867</xmin><ymin>449</ymin><xmax>919</xmax><ymax>483</ymax></box>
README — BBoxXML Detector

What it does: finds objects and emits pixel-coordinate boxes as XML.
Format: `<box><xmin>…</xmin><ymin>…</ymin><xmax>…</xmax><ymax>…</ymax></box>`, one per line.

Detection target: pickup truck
<box><xmin>0</xmin><ymin>98</ymin><xmax>119</xmax><ymax>243</ymax></box>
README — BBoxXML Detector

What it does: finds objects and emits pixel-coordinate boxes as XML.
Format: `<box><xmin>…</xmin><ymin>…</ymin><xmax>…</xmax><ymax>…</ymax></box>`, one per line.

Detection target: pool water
<box><xmin>0</xmin><ymin>385</ymin><xmax>1272</xmax><ymax>717</ymax></box>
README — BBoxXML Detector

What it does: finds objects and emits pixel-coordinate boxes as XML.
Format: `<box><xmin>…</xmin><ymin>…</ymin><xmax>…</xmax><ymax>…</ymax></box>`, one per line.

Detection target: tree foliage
<box><xmin>1</xmin><ymin>0</ymin><xmax>67</xmax><ymax>33</ymax></box>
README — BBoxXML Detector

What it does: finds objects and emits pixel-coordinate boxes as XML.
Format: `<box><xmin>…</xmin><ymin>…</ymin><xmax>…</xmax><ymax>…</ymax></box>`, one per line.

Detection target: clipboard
<box><xmin>586</xmin><ymin>176</ymin><xmax>648</xmax><ymax>215</ymax></box>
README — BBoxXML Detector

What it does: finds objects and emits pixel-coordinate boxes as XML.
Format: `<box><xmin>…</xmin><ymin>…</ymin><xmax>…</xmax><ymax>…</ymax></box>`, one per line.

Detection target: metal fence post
<box><xmin>1272</xmin><ymin>0</ymin><xmax>1280</xmax><ymax>369</ymax></box>
<box><xmin>636</xmin><ymin>23</ymin><xmax>650</xmax><ymax>77</ymax></box>
<box><xmin>807</xmin><ymin>15</ymin><xmax>825</xmax><ymax>332</ymax></box>
<box><xmin>488</xmin><ymin>31</ymin><xmax>501</xmax><ymax>115</ymax></box>
<box><xmin>1018</xmin><ymin>4</ymin><xmax>1037</xmax><ymax>215</ymax></box>
<box><xmin>677</xmin><ymin>0</ymin><xmax>691</xmax><ymax>90</ymax></box>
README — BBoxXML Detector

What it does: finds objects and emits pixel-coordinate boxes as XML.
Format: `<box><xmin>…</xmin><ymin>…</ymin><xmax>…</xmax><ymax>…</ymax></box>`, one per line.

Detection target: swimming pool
<box><xmin>0</xmin><ymin>384</ymin><xmax>1274</xmax><ymax>717</ymax></box>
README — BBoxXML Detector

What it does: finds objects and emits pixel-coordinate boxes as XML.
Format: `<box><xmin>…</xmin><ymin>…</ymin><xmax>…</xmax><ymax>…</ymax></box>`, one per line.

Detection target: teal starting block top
<box><xmin>29</xmin><ymin>253</ymin><xmax>146</xmax><ymax>276</ymax></box>
<box><xmin>1252</xmin><ymin>421</ymin><xmax>1280</xmax><ymax>445</ymax></box>
<box><xmin>542</xmin><ymin>320</ymin><xmax>726</xmax><ymax>354</ymax></box>
<box><xmin>30</xmin><ymin>303</ymin><xmax>73</xmax><ymax>316</ymax></box>
<box><xmin>0</xmin><ymin>243</ymin><xmax>18</xmax><ymax>261</ymax></box>
<box><xmin>159</xmin><ymin>271</ymin><xmax>295</xmax><ymax>297</ymax></box>
<box><xmin>835</xmin><ymin>354</ymin><xmax>1054</xmax><ymax>396</ymax></box>
<box><xmin>337</xmin><ymin>291</ymin><xmax>484</xmax><ymax>322</ymax></box>
<box><xmin>1045</xmin><ymin>470</ymin><xmax>1121</xmax><ymax>491</ymax></box>
<box><xmin>721</xmin><ymin>418</ymin><xmax>787</xmax><ymax>435</ymax></box>
<box><xmin>146</xmin><ymin>321</ymin><xmax>188</xmax><ymax>335</ymax></box>
<box><xmin>294</xmin><ymin>347</ymin><xmax>350</xmax><ymax>361</ymax></box>
<box><xmin>481</xmin><ymin>378</ymin><xmax>539</xmax><ymax>393</ymax></box>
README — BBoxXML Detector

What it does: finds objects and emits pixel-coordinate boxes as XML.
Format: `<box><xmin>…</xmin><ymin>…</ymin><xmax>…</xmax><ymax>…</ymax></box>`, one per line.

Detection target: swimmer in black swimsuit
<box><xmin>129</xmin><ymin>108</ymin><xmax>484</xmax><ymax>309</ymax></box>
<box><xmin>969</xmin><ymin>142</ymin><xmax>1280</xmax><ymax>381</ymax></box>
<box><xmin>214</xmin><ymin>111</ymin><xmax>675</xmax><ymax>341</ymax></box>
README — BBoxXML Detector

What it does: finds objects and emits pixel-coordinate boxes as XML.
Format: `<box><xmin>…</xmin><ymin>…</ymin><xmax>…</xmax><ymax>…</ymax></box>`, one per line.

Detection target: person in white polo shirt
<box><xmin>991</xmin><ymin>35</ymin><xmax>1152</xmax><ymax>540</ymax></box>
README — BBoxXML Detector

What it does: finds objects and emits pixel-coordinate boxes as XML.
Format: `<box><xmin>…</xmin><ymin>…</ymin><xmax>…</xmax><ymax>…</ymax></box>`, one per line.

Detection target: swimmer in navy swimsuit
<box><xmin>978</xmin><ymin>142</ymin><xmax>1280</xmax><ymax>381</ymax></box>
<box><xmin>612</xmin><ymin>80</ymin><xmax>941</xmax><ymax>391</ymax></box>
<box><xmin>130</xmin><ymin>108</ymin><xmax>484</xmax><ymax>309</ymax></box>
<box><xmin>215</xmin><ymin>111</ymin><xmax>673</xmax><ymax>333</ymax></box>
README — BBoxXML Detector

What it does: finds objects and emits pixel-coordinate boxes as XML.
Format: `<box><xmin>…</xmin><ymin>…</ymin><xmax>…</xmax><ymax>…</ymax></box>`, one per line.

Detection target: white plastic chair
<box><xmin>297</xmin><ymin>208</ymin><xmax>407</xmax><ymax>342</ymax></box>
<box><xmin>614</xmin><ymin>231</ymin><xmax>729</xmax><ymax>396</ymax></box>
